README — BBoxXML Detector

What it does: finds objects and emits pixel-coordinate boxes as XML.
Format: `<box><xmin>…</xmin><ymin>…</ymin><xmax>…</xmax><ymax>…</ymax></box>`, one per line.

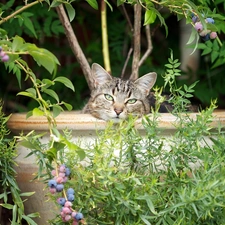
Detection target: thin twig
<box><xmin>0</xmin><ymin>0</ymin><xmax>44</xmax><ymax>25</ymax></box>
<box><xmin>56</xmin><ymin>4</ymin><xmax>93</xmax><ymax>90</ymax></box>
<box><xmin>121</xmin><ymin>4</ymin><xmax>133</xmax><ymax>32</ymax></box>
<box><xmin>130</xmin><ymin>3</ymin><xmax>142</xmax><ymax>80</ymax></box>
<box><xmin>121</xmin><ymin>47</ymin><xmax>133</xmax><ymax>78</ymax></box>
<box><xmin>139</xmin><ymin>25</ymin><xmax>153</xmax><ymax>67</ymax></box>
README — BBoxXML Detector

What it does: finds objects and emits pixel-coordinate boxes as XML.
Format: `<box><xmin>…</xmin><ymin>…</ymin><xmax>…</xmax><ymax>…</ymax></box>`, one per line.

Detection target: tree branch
<box><xmin>56</xmin><ymin>4</ymin><xmax>94</xmax><ymax>90</ymax></box>
<box><xmin>138</xmin><ymin>25</ymin><xmax>153</xmax><ymax>67</ymax></box>
<box><xmin>121</xmin><ymin>47</ymin><xmax>133</xmax><ymax>78</ymax></box>
<box><xmin>130</xmin><ymin>3</ymin><xmax>142</xmax><ymax>80</ymax></box>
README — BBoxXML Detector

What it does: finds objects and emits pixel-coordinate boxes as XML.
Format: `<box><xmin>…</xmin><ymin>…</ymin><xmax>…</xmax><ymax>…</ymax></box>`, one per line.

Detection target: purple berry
<box><xmin>0</xmin><ymin>51</ymin><xmax>5</xmax><ymax>57</ymax></box>
<box><xmin>67</xmin><ymin>188</ymin><xmax>75</xmax><ymax>195</ymax></box>
<box><xmin>194</xmin><ymin>22</ymin><xmax>203</xmax><ymax>32</ymax></box>
<box><xmin>192</xmin><ymin>15</ymin><xmax>198</xmax><ymax>23</ymax></box>
<box><xmin>62</xmin><ymin>206</ymin><xmax>72</xmax><ymax>214</ymax></box>
<box><xmin>59</xmin><ymin>172</ymin><xmax>66</xmax><ymax>178</ymax></box>
<box><xmin>206</xmin><ymin>17</ymin><xmax>215</xmax><ymax>24</ymax></box>
<box><xmin>56</xmin><ymin>184</ymin><xmax>64</xmax><ymax>192</ymax></box>
<box><xmin>64</xmin><ymin>214</ymin><xmax>71</xmax><ymax>221</ymax></box>
<box><xmin>64</xmin><ymin>201</ymin><xmax>73</xmax><ymax>207</ymax></box>
<box><xmin>67</xmin><ymin>193</ymin><xmax>75</xmax><ymax>202</ymax></box>
<box><xmin>49</xmin><ymin>187</ymin><xmax>56</xmax><ymax>194</ymax></box>
<box><xmin>65</xmin><ymin>167</ymin><xmax>71</xmax><ymax>176</ymax></box>
<box><xmin>57</xmin><ymin>197</ymin><xmax>66</xmax><ymax>206</ymax></box>
<box><xmin>48</xmin><ymin>179</ymin><xmax>57</xmax><ymax>188</ymax></box>
<box><xmin>59</xmin><ymin>165</ymin><xmax>66</xmax><ymax>172</ymax></box>
<box><xmin>75</xmin><ymin>212</ymin><xmax>83</xmax><ymax>220</ymax></box>
<box><xmin>210</xmin><ymin>32</ymin><xmax>217</xmax><ymax>39</ymax></box>
<box><xmin>1</xmin><ymin>54</ymin><xmax>9</xmax><ymax>62</ymax></box>
<box><xmin>51</xmin><ymin>170</ymin><xmax>56</xmax><ymax>176</ymax></box>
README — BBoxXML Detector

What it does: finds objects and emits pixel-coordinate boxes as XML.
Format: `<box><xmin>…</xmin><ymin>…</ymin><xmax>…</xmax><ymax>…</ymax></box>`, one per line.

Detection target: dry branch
<box><xmin>139</xmin><ymin>25</ymin><xmax>153</xmax><ymax>67</ymax></box>
<box><xmin>56</xmin><ymin>4</ymin><xmax>94</xmax><ymax>90</ymax></box>
<box><xmin>130</xmin><ymin>3</ymin><xmax>142</xmax><ymax>80</ymax></box>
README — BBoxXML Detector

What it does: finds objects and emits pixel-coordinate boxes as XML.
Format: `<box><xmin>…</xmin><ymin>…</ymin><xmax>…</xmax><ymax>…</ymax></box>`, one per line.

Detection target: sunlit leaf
<box><xmin>86</xmin><ymin>0</ymin><xmax>98</xmax><ymax>10</ymax></box>
<box><xmin>64</xmin><ymin>3</ymin><xmax>76</xmax><ymax>22</ymax></box>
<box><xmin>54</xmin><ymin>76</ymin><xmax>75</xmax><ymax>91</ymax></box>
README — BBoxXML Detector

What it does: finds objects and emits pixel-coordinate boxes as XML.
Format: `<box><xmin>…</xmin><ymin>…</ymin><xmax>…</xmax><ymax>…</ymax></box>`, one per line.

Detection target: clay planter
<box><xmin>7</xmin><ymin>111</ymin><xmax>225</xmax><ymax>224</ymax></box>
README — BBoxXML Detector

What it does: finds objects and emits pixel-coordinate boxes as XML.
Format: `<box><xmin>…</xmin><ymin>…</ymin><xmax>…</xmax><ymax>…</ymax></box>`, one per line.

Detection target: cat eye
<box><xmin>127</xmin><ymin>98</ymin><xmax>137</xmax><ymax>104</ymax></box>
<box><xmin>104</xmin><ymin>94</ymin><xmax>114</xmax><ymax>101</ymax></box>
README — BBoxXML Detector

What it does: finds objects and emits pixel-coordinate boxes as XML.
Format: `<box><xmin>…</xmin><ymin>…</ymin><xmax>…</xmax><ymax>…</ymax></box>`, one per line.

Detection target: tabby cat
<box><xmin>83</xmin><ymin>63</ymin><xmax>157</xmax><ymax>121</ymax></box>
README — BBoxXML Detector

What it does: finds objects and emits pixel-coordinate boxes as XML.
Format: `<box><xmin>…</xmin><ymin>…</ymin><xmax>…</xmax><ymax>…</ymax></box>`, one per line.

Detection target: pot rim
<box><xmin>7</xmin><ymin>110</ymin><xmax>225</xmax><ymax>133</ymax></box>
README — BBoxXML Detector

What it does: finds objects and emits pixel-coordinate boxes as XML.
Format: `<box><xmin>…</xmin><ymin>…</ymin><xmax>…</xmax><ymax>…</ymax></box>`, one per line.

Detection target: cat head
<box><xmin>87</xmin><ymin>63</ymin><xmax>157</xmax><ymax>121</ymax></box>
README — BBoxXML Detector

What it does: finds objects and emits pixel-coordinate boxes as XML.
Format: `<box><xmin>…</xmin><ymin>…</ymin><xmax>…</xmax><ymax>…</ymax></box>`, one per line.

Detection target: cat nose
<box><xmin>114</xmin><ymin>108</ymin><xmax>123</xmax><ymax>115</ymax></box>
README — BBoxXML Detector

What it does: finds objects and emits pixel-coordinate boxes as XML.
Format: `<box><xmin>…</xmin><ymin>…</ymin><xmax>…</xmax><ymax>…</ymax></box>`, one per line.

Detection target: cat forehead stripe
<box><xmin>114</xmin><ymin>79</ymin><xmax>132</xmax><ymax>93</ymax></box>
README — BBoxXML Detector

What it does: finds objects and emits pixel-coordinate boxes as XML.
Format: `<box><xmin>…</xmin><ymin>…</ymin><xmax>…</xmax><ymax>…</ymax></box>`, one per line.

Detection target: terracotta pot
<box><xmin>7</xmin><ymin>111</ymin><xmax>225</xmax><ymax>224</ymax></box>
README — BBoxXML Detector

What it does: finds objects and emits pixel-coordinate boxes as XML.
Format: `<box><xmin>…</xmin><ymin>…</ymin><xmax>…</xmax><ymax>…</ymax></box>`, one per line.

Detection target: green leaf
<box><xmin>17</xmin><ymin>91</ymin><xmax>36</xmax><ymax>100</ymax></box>
<box><xmin>52</xmin><ymin>105</ymin><xmax>63</xmax><ymax>118</ymax></box>
<box><xmin>54</xmin><ymin>76</ymin><xmax>75</xmax><ymax>91</ymax></box>
<box><xmin>22</xmin><ymin>215</ymin><xmax>38</xmax><ymax>225</ymax></box>
<box><xmin>211</xmin><ymin>50</ymin><xmax>219</xmax><ymax>63</ymax></box>
<box><xmin>12</xmin><ymin>36</ymin><xmax>24</xmax><ymax>52</ymax></box>
<box><xmin>86</xmin><ymin>0</ymin><xmax>98</xmax><ymax>10</ymax></box>
<box><xmin>21</xmin><ymin>12</ymin><xmax>37</xmax><ymax>38</ymax></box>
<box><xmin>62</xmin><ymin>101</ymin><xmax>73</xmax><ymax>111</ymax></box>
<box><xmin>29</xmin><ymin>48</ymin><xmax>59</xmax><ymax>74</ymax></box>
<box><xmin>32</xmin><ymin>108</ymin><xmax>44</xmax><ymax>117</ymax></box>
<box><xmin>26</xmin><ymin>212</ymin><xmax>40</xmax><ymax>218</ymax></box>
<box><xmin>144</xmin><ymin>10</ymin><xmax>157</xmax><ymax>25</ymax></box>
<box><xmin>202</xmin><ymin>47</ymin><xmax>212</xmax><ymax>56</ymax></box>
<box><xmin>64</xmin><ymin>3</ymin><xmax>76</xmax><ymax>22</ymax></box>
<box><xmin>20</xmin><ymin>192</ymin><xmax>35</xmax><ymax>197</ymax></box>
<box><xmin>0</xmin><ymin>203</ymin><xmax>14</xmax><ymax>210</ymax></box>
<box><xmin>43</xmin><ymin>89</ymin><xmax>59</xmax><ymax>102</ymax></box>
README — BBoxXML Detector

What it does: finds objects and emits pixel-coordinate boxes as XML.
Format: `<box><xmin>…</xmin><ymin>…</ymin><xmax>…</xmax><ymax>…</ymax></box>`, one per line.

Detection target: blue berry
<box><xmin>192</xmin><ymin>15</ymin><xmax>198</xmax><ymax>23</ymax></box>
<box><xmin>75</xmin><ymin>212</ymin><xmax>83</xmax><ymax>220</ymax></box>
<box><xmin>48</xmin><ymin>179</ymin><xmax>57</xmax><ymax>188</ymax></box>
<box><xmin>206</xmin><ymin>17</ymin><xmax>214</xmax><ymax>24</ymax></box>
<box><xmin>56</xmin><ymin>184</ymin><xmax>64</xmax><ymax>192</ymax></box>
<box><xmin>67</xmin><ymin>188</ymin><xmax>75</xmax><ymax>195</ymax></box>
<box><xmin>65</xmin><ymin>167</ymin><xmax>71</xmax><ymax>176</ymax></box>
<box><xmin>57</xmin><ymin>197</ymin><xmax>66</xmax><ymax>206</ymax></box>
<box><xmin>67</xmin><ymin>193</ymin><xmax>75</xmax><ymax>202</ymax></box>
<box><xmin>201</xmin><ymin>33</ymin><xmax>210</xmax><ymax>41</ymax></box>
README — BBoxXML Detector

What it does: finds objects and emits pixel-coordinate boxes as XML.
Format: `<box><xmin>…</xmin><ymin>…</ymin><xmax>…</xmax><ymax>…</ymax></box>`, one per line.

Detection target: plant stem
<box><xmin>0</xmin><ymin>0</ymin><xmax>44</xmax><ymax>25</ymax></box>
<box><xmin>101</xmin><ymin>0</ymin><xmax>111</xmax><ymax>73</ymax></box>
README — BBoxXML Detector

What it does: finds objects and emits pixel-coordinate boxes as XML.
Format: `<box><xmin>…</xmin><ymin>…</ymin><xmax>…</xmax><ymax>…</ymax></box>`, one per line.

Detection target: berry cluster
<box><xmin>0</xmin><ymin>46</ymin><xmax>9</xmax><ymax>62</ymax></box>
<box><xmin>192</xmin><ymin>14</ymin><xmax>217</xmax><ymax>41</ymax></box>
<box><xmin>48</xmin><ymin>164</ymin><xmax>85</xmax><ymax>224</ymax></box>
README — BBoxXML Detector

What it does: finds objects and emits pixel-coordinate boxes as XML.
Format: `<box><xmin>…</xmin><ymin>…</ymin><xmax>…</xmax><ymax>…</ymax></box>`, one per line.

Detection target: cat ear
<box><xmin>92</xmin><ymin>63</ymin><xmax>112</xmax><ymax>88</ymax></box>
<box><xmin>134</xmin><ymin>72</ymin><xmax>157</xmax><ymax>95</ymax></box>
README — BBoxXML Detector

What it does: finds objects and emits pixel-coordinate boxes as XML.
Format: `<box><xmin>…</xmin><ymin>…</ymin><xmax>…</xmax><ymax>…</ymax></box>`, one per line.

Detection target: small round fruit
<box><xmin>75</xmin><ymin>212</ymin><xmax>83</xmax><ymax>220</ymax></box>
<box><xmin>194</xmin><ymin>22</ymin><xmax>203</xmax><ymax>32</ymax></box>
<box><xmin>48</xmin><ymin>179</ymin><xmax>57</xmax><ymax>188</ymax></box>
<box><xmin>67</xmin><ymin>193</ymin><xmax>75</xmax><ymax>202</ymax></box>
<box><xmin>206</xmin><ymin>17</ymin><xmax>215</xmax><ymax>24</ymax></box>
<box><xmin>67</xmin><ymin>188</ymin><xmax>75</xmax><ymax>195</ymax></box>
<box><xmin>56</xmin><ymin>184</ymin><xmax>64</xmax><ymax>192</ymax></box>
<box><xmin>1</xmin><ymin>54</ymin><xmax>9</xmax><ymax>62</ymax></box>
<box><xmin>210</xmin><ymin>32</ymin><xmax>217</xmax><ymax>39</ymax></box>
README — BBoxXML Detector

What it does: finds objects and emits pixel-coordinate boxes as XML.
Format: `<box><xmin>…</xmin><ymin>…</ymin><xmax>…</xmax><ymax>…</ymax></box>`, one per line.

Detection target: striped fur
<box><xmin>83</xmin><ymin>63</ymin><xmax>157</xmax><ymax>121</ymax></box>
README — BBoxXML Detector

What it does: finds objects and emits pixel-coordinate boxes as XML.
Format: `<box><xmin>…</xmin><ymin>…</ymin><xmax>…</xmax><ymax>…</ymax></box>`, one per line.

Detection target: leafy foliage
<box><xmin>0</xmin><ymin>103</ymin><xmax>39</xmax><ymax>224</ymax></box>
<box><xmin>48</xmin><ymin>56</ymin><xmax>225</xmax><ymax>225</ymax></box>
